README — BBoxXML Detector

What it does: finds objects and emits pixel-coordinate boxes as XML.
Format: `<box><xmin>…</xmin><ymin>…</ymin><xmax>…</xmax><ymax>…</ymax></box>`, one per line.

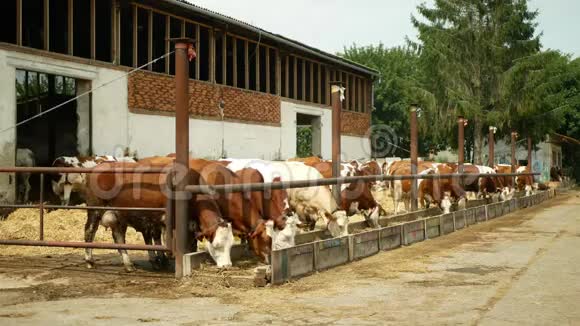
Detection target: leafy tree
<box><xmin>341</xmin><ymin>44</ymin><xmax>436</xmax><ymax>157</ymax></box>
<box><xmin>296</xmin><ymin>127</ymin><xmax>313</xmax><ymax>158</ymax></box>
<box><xmin>556</xmin><ymin>57</ymin><xmax>580</xmax><ymax>180</ymax></box>
<box><xmin>412</xmin><ymin>0</ymin><xmax>541</xmax><ymax>164</ymax></box>
<box><xmin>502</xmin><ymin>51</ymin><xmax>572</xmax><ymax>141</ymax></box>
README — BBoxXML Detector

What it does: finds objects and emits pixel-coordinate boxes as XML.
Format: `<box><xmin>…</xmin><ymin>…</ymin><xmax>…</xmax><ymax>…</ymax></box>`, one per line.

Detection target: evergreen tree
<box><xmin>412</xmin><ymin>0</ymin><xmax>541</xmax><ymax>164</ymax></box>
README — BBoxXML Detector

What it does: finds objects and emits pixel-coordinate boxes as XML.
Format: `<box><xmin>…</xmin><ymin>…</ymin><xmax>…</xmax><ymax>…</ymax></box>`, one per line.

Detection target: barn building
<box><xmin>0</xmin><ymin>0</ymin><xmax>377</xmax><ymax>202</ymax></box>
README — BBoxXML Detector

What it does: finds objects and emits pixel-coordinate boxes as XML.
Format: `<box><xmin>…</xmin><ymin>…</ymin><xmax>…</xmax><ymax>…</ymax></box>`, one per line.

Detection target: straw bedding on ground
<box><xmin>0</xmin><ymin>208</ymin><xmax>143</xmax><ymax>256</ymax></box>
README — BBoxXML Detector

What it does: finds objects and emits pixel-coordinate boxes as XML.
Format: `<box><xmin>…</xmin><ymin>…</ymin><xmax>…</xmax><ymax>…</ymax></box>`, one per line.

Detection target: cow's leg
<box><xmin>23</xmin><ymin>174</ymin><xmax>31</xmax><ymax>203</ymax></box>
<box><xmin>111</xmin><ymin>223</ymin><xmax>135</xmax><ymax>272</ymax></box>
<box><xmin>403</xmin><ymin>193</ymin><xmax>410</xmax><ymax>213</ymax></box>
<box><xmin>153</xmin><ymin>227</ymin><xmax>169</xmax><ymax>268</ymax></box>
<box><xmin>142</xmin><ymin>229</ymin><xmax>160</xmax><ymax>270</ymax></box>
<box><xmin>84</xmin><ymin>210</ymin><xmax>101</xmax><ymax>269</ymax></box>
<box><xmin>392</xmin><ymin>181</ymin><xmax>402</xmax><ymax>214</ymax></box>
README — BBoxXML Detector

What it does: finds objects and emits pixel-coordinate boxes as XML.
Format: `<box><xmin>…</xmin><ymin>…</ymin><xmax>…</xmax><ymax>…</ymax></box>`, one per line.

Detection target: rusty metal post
<box><xmin>330</xmin><ymin>82</ymin><xmax>343</xmax><ymax>205</ymax></box>
<box><xmin>410</xmin><ymin>105</ymin><xmax>418</xmax><ymax>211</ymax></box>
<box><xmin>457</xmin><ymin>116</ymin><xmax>465</xmax><ymax>185</ymax></box>
<box><xmin>165</xmin><ymin>170</ymin><xmax>175</xmax><ymax>254</ymax></box>
<box><xmin>173</xmin><ymin>38</ymin><xmax>193</xmax><ymax>278</ymax></box>
<box><xmin>511</xmin><ymin>131</ymin><xmax>517</xmax><ymax>173</ymax></box>
<box><xmin>488</xmin><ymin>126</ymin><xmax>495</xmax><ymax>167</ymax></box>
<box><xmin>527</xmin><ymin>136</ymin><xmax>532</xmax><ymax>169</ymax></box>
<box><xmin>39</xmin><ymin>173</ymin><xmax>44</xmax><ymax>241</ymax></box>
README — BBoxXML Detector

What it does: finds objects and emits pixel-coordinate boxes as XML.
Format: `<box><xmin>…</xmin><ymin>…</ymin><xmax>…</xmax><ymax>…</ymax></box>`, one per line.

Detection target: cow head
<box><xmin>441</xmin><ymin>193</ymin><xmax>452</xmax><ymax>214</ymax></box>
<box><xmin>499</xmin><ymin>187</ymin><xmax>509</xmax><ymax>202</ymax></box>
<box><xmin>206</xmin><ymin>223</ymin><xmax>234</xmax><ymax>268</ymax></box>
<box><xmin>52</xmin><ymin>172</ymin><xmax>84</xmax><ymax>206</ymax></box>
<box><xmin>268</xmin><ymin>215</ymin><xmax>302</xmax><ymax>250</ymax></box>
<box><xmin>507</xmin><ymin>188</ymin><xmax>516</xmax><ymax>200</ymax></box>
<box><xmin>249</xmin><ymin>220</ymin><xmax>273</xmax><ymax>263</ymax></box>
<box><xmin>363</xmin><ymin>206</ymin><xmax>380</xmax><ymax>228</ymax></box>
<box><xmin>457</xmin><ymin>197</ymin><xmax>467</xmax><ymax>210</ymax></box>
<box><xmin>327</xmin><ymin>210</ymin><xmax>349</xmax><ymax>237</ymax></box>
<box><xmin>525</xmin><ymin>185</ymin><xmax>533</xmax><ymax>197</ymax></box>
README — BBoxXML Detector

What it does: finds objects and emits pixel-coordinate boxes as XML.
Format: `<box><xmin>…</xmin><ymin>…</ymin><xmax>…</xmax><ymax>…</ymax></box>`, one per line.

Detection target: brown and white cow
<box><xmin>300</xmin><ymin>160</ymin><xmax>382</xmax><ymax>228</ymax></box>
<box><xmin>83</xmin><ymin>160</ymin><xmax>234</xmax><ymax>271</ymax></box>
<box><xmin>268</xmin><ymin>161</ymin><xmax>349</xmax><ymax>237</ymax></box>
<box><xmin>388</xmin><ymin>161</ymin><xmax>440</xmax><ymax>214</ymax></box>
<box><xmin>516</xmin><ymin>166</ymin><xmax>535</xmax><ymax>196</ymax></box>
<box><xmin>221</xmin><ymin>159</ymin><xmax>292</xmax><ymax>231</ymax></box>
<box><xmin>444</xmin><ymin>163</ymin><xmax>498</xmax><ymax>199</ymax></box>
<box><xmin>189</xmin><ymin>159</ymin><xmax>275</xmax><ymax>263</ymax></box>
<box><xmin>16</xmin><ymin>148</ymin><xmax>35</xmax><ymax>203</ymax></box>
<box><xmin>141</xmin><ymin>156</ymin><xmax>275</xmax><ymax>263</ymax></box>
<box><xmin>51</xmin><ymin>155</ymin><xmax>136</xmax><ymax>206</ymax></box>
<box><xmin>358</xmin><ymin>160</ymin><xmax>385</xmax><ymax>191</ymax></box>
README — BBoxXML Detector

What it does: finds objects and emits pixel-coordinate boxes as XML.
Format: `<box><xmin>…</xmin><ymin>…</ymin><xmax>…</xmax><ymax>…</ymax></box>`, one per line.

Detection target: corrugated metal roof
<box><xmin>162</xmin><ymin>0</ymin><xmax>379</xmax><ymax>77</ymax></box>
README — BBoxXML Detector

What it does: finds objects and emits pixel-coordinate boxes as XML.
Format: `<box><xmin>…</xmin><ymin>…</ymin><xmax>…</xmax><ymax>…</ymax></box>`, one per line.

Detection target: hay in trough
<box><xmin>0</xmin><ymin>208</ymin><xmax>143</xmax><ymax>256</ymax></box>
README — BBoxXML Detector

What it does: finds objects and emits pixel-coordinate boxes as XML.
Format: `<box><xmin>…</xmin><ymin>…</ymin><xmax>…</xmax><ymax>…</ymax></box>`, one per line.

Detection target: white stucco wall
<box><xmin>0</xmin><ymin>50</ymin><xmax>17</xmax><ymax>202</ymax></box>
<box><xmin>127</xmin><ymin>113</ymin><xmax>283</xmax><ymax>160</ymax></box>
<box><xmin>341</xmin><ymin>135</ymin><xmax>371</xmax><ymax>161</ymax></box>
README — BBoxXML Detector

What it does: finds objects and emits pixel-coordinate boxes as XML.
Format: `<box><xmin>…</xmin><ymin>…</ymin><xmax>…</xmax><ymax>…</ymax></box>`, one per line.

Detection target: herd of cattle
<box><xmin>9</xmin><ymin>150</ymin><xmax>542</xmax><ymax>272</ymax></box>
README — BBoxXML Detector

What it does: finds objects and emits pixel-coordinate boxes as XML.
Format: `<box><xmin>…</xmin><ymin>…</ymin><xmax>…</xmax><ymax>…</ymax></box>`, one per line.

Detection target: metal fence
<box><xmin>0</xmin><ymin>165</ymin><xmax>539</xmax><ymax>278</ymax></box>
<box><xmin>0</xmin><ymin>166</ymin><xmax>171</xmax><ymax>252</ymax></box>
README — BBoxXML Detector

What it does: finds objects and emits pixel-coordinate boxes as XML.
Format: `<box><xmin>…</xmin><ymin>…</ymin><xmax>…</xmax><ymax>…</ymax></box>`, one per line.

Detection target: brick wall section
<box><xmin>128</xmin><ymin>71</ymin><xmax>281</xmax><ymax>124</ymax></box>
<box><xmin>341</xmin><ymin>111</ymin><xmax>371</xmax><ymax>137</ymax></box>
<box><xmin>128</xmin><ymin>70</ymin><xmax>372</xmax><ymax>135</ymax></box>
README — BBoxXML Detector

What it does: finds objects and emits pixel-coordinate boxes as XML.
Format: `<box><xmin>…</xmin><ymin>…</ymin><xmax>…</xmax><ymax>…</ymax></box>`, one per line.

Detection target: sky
<box><xmin>187</xmin><ymin>0</ymin><xmax>580</xmax><ymax>58</ymax></box>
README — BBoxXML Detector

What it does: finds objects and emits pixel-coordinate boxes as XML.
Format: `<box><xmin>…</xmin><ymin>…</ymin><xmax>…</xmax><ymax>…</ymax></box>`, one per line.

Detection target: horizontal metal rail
<box><xmin>0</xmin><ymin>167</ymin><xmax>167</xmax><ymax>174</ymax></box>
<box><xmin>186</xmin><ymin>172</ymin><xmax>539</xmax><ymax>194</ymax></box>
<box><xmin>0</xmin><ymin>239</ymin><xmax>169</xmax><ymax>251</ymax></box>
<box><xmin>0</xmin><ymin>203</ymin><xmax>165</xmax><ymax>212</ymax></box>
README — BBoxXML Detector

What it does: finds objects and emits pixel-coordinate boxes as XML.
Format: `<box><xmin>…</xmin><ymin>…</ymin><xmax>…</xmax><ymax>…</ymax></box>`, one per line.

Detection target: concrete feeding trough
<box><xmin>465</xmin><ymin>207</ymin><xmax>477</xmax><ymax>226</ymax></box>
<box><xmin>440</xmin><ymin>213</ymin><xmax>455</xmax><ymax>235</ymax></box>
<box><xmin>453</xmin><ymin>210</ymin><xmax>466</xmax><ymax>230</ymax></box>
<box><xmin>352</xmin><ymin>230</ymin><xmax>380</xmax><ymax>260</ymax></box>
<box><xmin>188</xmin><ymin>190</ymin><xmax>554</xmax><ymax>285</ymax></box>
<box><xmin>475</xmin><ymin>206</ymin><xmax>487</xmax><ymax>223</ymax></box>
<box><xmin>271</xmin><ymin>242</ymin><xmax>316</xmax><ymax>284</ymax></box>
<box><xmin>425</xmin><ymin>216</ymin><xmax>441</xmax><ymax>239</ymax></box>
<box><xmin>502</xmin><ymin>201</ymin><xmax>511</xmax><ymax>214</ymax></box>
<box><xmin>403</xmin><ymin>220</ymin><xmax>426</xmax><ymax>245</ymax></box>
<box><xmin>315</xmin><ymin>236</ymin><xmax>350</xmax><ymax>271</ymax></box>
<box><xmin>510</xmin><ymin>199</ymin><xmax>517</xmax><ymax>212</ymax></box>
<box><xmin>379</xmin><ymin>225</ymin><xmax>402</xmax><ymax>250</ymax></box>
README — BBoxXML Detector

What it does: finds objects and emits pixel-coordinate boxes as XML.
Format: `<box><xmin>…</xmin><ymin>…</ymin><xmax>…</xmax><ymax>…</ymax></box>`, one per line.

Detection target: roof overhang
<box><xmin>552</xmin><ymin>133</ymin><xmax>580</xmax><ymax>145</ymax></box>
<box><xmin>159</xmin><ymin>0</ymin><xmax>380</xmax><ymax>77</ymax></box>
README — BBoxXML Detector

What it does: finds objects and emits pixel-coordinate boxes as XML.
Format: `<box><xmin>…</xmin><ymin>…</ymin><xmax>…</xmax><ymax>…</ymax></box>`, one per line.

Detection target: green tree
<box><xmin>502</xmin><ymin>51</ymin><xmax>572</xmax><ymax>140</ymax></box>
<box><xmin>341</xmin><ymin>44</ymin><xmax>436</xmax><ymax>157</ymax></box>
<box><xmin>412</xmin><ymin>0</ymin><xmax>541</xmax><ymax>164</ymax></box>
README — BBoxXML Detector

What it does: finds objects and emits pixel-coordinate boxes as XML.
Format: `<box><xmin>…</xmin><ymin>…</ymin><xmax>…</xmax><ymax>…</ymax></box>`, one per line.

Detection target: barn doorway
<box><xmin>296</xmin><ymin>113</ymin><xmax>321</xmax><ymax>158</ymax></box>
<box><xmin>15</xmin><ymin>69</ymin><xmax>86</xmax><ymax>202</ymax></box>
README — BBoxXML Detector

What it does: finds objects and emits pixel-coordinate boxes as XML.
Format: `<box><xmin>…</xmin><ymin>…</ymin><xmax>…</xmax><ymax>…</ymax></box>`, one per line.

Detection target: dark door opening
<box><xmin>296</xmin><ymin>113</ymin><xmax>321</xmax><ymax>158</ymax></box>
<box><xmin>16</xmin><ymin>70</ymin><xmax>79</xmax><ymax>202</ymax></box>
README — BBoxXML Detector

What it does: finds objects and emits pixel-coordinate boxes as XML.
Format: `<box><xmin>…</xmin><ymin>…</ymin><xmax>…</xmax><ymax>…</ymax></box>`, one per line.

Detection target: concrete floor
<box><xmin>0</xmin><ymin>191</ymin><xmax>579</xmax><ymax>325</ymax></box>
